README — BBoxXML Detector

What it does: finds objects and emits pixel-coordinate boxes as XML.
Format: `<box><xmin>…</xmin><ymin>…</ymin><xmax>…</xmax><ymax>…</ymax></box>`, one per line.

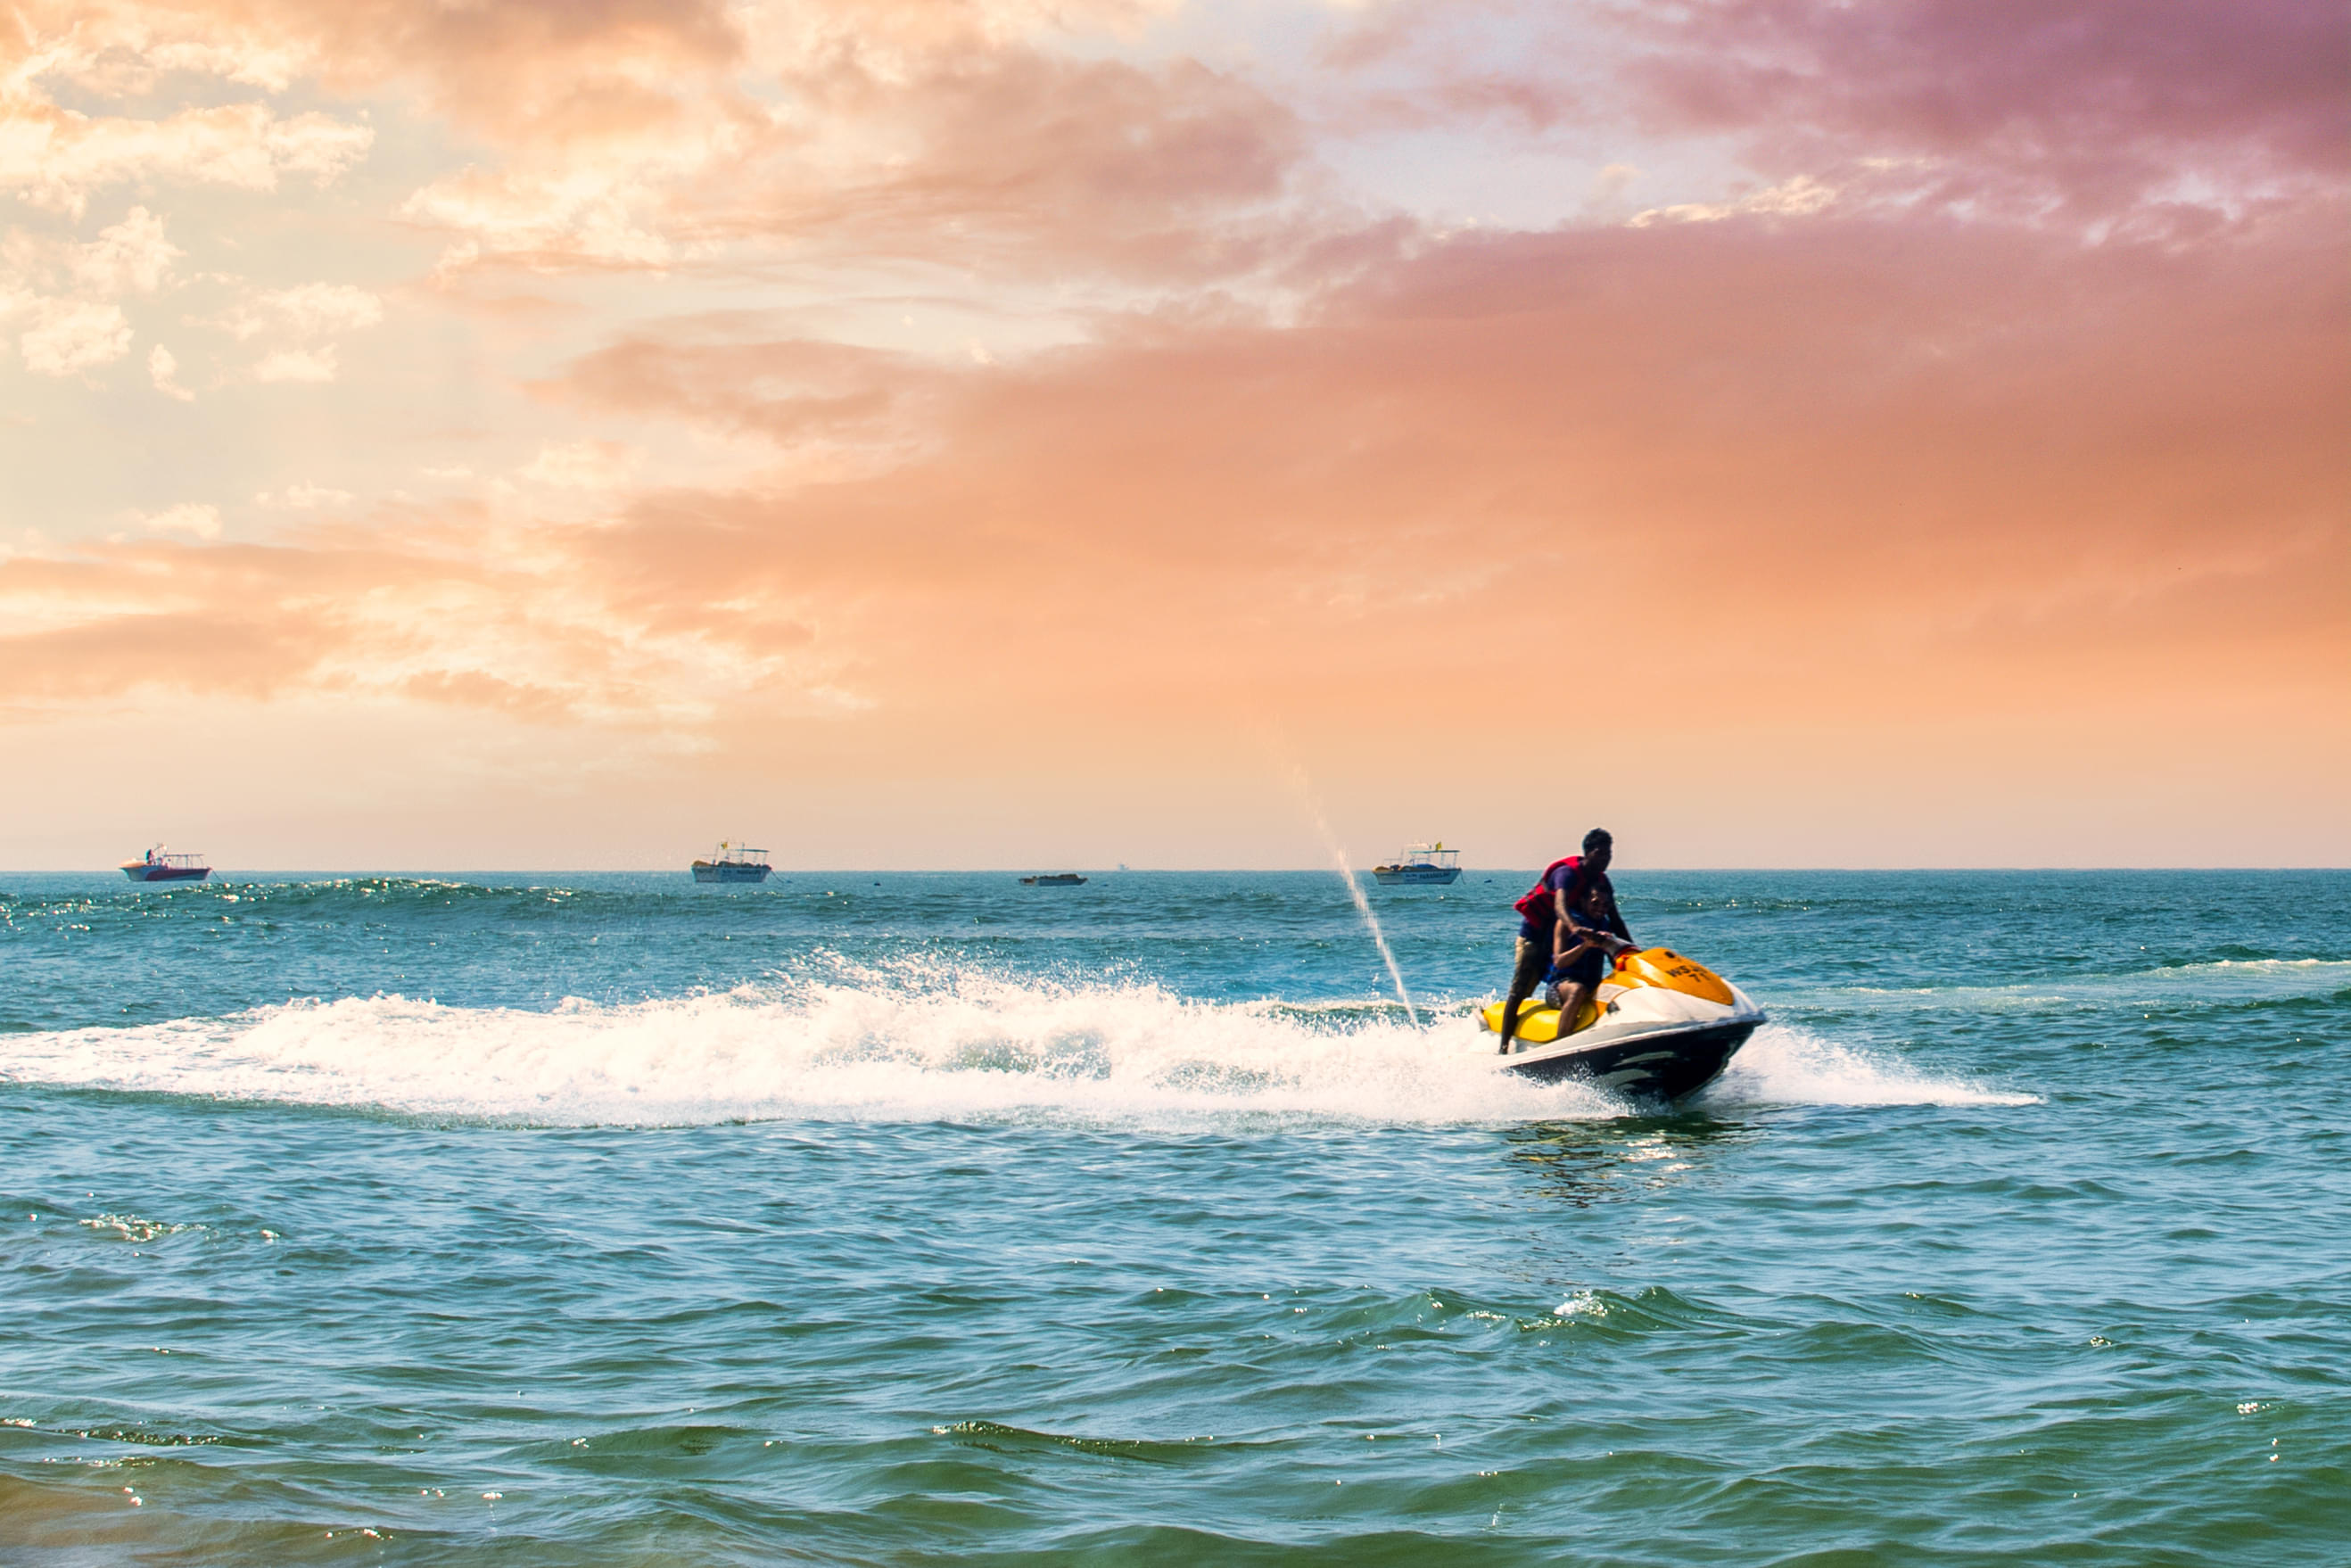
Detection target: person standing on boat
<box><xmin>1497</xmin><ymin>829</ymin><xmax>1635</xmax><ymax>1053</ymax></box>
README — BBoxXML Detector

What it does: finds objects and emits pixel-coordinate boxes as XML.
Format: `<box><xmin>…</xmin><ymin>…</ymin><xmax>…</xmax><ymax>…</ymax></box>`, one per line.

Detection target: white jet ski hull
<box><xmin>1500</xmin><ymin>1015</ymin><xmax>1761</xmax><ymax>1100</ymax></box>
<box><xmin>1481</xmin><ymin>949</ymin><xmax>1767</xmax><ymax>1102</ymax></box>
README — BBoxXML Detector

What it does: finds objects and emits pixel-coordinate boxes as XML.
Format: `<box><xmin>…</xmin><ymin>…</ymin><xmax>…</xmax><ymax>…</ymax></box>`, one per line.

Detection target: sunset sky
<box><xmin>2</xmin><ymin>0</ymin><xmax>2343</xmax><ymax>870</ymax></box>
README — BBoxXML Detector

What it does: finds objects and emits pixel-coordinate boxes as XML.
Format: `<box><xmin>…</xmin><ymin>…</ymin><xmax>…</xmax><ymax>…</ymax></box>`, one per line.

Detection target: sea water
<box><xmin>0</xmin><ymin>870</ymin><xmax>2344</xmax><ymax>1564</ymax></box>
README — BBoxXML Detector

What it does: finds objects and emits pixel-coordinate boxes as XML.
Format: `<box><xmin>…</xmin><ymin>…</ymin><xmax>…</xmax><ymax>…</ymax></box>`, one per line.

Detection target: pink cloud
<box><xmin>1621</xmin><ymin>0</ymin><xmax>2346</xmax><ymax>214</ymax></box>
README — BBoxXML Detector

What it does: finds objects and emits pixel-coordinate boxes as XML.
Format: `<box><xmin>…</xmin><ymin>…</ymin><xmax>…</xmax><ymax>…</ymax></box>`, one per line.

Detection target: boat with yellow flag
<box><xmin>1372</xmin><ymin>842</ymin><xmax>1461</xmax><ymax>885</ymax></box>
<box><xmin>690</xmin><ymin>842</ymin><xmax>773</xmax><ymax>884</ymax></box>
<box><xmin>1481</xmin><ymin>947</ymin><xmax>1765</xmax><ymax>1100</ymax></box>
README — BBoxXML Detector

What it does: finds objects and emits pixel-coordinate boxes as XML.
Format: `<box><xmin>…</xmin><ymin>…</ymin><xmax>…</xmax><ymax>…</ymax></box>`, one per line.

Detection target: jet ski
<box><xmin>1479</xmin><ymin>947</ymin><xmax>1765</xmax><ymax>1102</ymax></box>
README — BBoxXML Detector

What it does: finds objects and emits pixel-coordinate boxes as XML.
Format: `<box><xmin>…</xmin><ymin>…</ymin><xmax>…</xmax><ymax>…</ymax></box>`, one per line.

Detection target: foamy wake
<box><xmin>1702</xmin><ymin>1026</ymin><xmax>2040</xmax><ymax>1109</ymax></box>
<box><xmin>0</xmin><ymin>964</ymin><xmax>2033</xmax><ymax>1126</ymax></box>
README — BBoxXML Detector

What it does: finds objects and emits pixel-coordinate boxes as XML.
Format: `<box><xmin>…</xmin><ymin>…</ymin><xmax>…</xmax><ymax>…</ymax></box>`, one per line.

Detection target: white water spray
<box><xmin>1283</xmin><ymin>765</ymin><xmax>1419</xmax><ymax>1027</ymax></box>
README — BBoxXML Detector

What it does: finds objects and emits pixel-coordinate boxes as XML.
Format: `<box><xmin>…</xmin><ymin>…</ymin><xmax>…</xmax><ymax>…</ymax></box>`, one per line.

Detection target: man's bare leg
<box><xmin>1498</xmin><ymin>972</ymin><xmax>1535</xmax><ymax>1053</ymax></box>
<box><xmin>1548</xmin><ymin>980</ymin><xmax>1596</xmax><ymax>1036</ymax></box>
<box><xmin>1498</xmin><ymin>939</ymin><xmax>1543</xmax><ymax>1054</ymax></box>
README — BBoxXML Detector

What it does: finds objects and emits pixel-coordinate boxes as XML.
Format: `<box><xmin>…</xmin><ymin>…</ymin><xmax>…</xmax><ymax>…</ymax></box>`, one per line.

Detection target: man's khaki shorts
<box><xmin>1510</xmin><ymin>937</ymin><xmax>1549</xmax><ymax>997</ymax></box>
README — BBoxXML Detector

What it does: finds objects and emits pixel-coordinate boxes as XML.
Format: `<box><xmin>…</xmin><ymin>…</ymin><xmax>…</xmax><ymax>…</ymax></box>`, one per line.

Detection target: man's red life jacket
<box><xmin>1514</xmin><ymin>856</ymin><xmax>1588</xmax><ymax>924</ymax></box>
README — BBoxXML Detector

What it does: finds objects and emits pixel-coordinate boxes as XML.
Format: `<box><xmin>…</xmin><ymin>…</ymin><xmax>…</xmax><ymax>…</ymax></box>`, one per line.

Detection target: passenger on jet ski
<box><xmin>1497</xmin><ymin>829</ymin><xmax>1635</xmax><ymax>1054</ymax></box>
<box><xmin>1547</xmin><ymin>879</ymin><xmax>1637</xmax><ymax>1011</ymax></box>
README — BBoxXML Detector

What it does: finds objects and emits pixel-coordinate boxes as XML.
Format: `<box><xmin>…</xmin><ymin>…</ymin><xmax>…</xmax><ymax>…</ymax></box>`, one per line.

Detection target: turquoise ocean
<box><xmin>1</xmin><ymin>869</ymin><xmax>2345</xmax><ymax>1564</ymax></box>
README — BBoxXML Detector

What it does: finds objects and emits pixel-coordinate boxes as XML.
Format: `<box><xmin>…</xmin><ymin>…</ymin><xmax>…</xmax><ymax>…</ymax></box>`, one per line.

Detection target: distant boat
<box><xmin>1020</xmin><ymin>873</ymin><xmax>1087</xmax><ymax>886</ymax></box>
<box><xmin>691</xmin><ymin>842</ymin><xmax>773</xmax><ymax>883</ymax></box>
<box><xmin>1372</xmin><ymin>842</ymin><xmax>1461</xmax><ymax>886</ymax></box>
<box><xmin>121</xmin><ymin>844</ymin><xmax>210</xmax><ymax>883</ymax></box>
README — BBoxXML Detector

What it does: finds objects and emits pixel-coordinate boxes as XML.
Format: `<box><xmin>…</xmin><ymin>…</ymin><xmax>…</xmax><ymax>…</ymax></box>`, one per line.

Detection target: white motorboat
<box><xmin>120</xmin><ymin>845</ymin><xmax>210</xmax><ymax>882</ymax></box>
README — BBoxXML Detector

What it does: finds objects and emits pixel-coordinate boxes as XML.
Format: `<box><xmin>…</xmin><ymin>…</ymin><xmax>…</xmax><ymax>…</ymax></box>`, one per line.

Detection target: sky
<box><xmin>0</xmin><ymin>0</ymin><xmax>2344</xmax><ymax>871</ymax></box>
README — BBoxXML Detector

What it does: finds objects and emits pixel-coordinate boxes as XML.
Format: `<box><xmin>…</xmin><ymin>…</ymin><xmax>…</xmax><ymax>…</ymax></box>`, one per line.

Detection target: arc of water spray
<box><xmin>1283</xmin><ymin>763</ymin><xmax>1419</xmax><ymax>1027</ymax></box>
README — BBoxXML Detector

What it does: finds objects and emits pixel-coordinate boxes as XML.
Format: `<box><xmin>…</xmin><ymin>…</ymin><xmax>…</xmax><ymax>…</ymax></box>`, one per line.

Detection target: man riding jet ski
<box><xmin>1496</xmin><ymin>829</ymin><xmax>1629</xmax><ymax>1055</ymax></box>
<box><xmin>1479</xmin><ymin>947</ymin><xmax>1768</xmax><ymax>1102</ymax></box>
<box><xmin>1483</xmin><ymin>834</ymin><xmax>1765</xmax><ymax>1099</ymax></box>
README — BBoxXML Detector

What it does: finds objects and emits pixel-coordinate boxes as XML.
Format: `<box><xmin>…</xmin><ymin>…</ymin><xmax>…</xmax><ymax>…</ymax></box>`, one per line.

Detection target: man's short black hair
<box><xmin>1582</xmin><ymin>829</ymin><xmax>1613</xmax><ymax>854</ymax></box>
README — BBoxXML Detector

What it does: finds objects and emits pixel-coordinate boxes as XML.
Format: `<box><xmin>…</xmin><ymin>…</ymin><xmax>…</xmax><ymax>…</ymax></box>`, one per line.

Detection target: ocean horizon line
<box><xmin>5</xmin><ymin>864</ymin><xmax>2347</xmax><ymax>877</ymax></box>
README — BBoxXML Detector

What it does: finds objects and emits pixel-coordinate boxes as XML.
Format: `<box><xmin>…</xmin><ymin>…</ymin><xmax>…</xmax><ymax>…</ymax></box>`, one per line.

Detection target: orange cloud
<box><xmin>392</xmin><ymin>43</ymin><xmax>1317</xmax><ymax>280</ymax></box>
<box><xmin>12</xmin><ymin>0</ymin><xmax>1310</xmax><ymax>280</ymax></box>
<box><xmin>25</xmin><ymin>195</ymin><xmax>2331</xmax><ymax>747</ymax></box>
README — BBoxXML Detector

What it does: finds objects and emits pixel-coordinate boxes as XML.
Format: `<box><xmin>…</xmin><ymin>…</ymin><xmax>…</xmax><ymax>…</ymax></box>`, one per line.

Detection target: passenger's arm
<box><xmin>1567</xmin><ymin>915</ymin><xmax>1628</xmax><ymax>955</ymax></box>
<box><xmin>1603</xmin><ymin>892</ymin><xmax>1633</xmax><ymax>946</ymax></box>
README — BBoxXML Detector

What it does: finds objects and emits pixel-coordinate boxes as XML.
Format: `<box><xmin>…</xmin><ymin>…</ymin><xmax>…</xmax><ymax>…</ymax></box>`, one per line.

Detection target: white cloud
<box><xmin>210</xmin><ymin>283</ymin><xmax>382</xmax><ymax>382</ymax></box>
<box><xmin>134</xmin><ymin>502</ymin><xmax>221</xmax><ymax>540</ymax></box>
<box><xmin>215</xmin><ymin>282</ymin><xmax>384</xmax><ymax>341</ymax></box>
<box><xmin>10</xmin><ymin>14</ymin><xmax>319</xmax><ymax>96</ymax></box>
<box><xmin>19</xmin><ymin>299</ymin><xmax>132</xmax><ymax>375</ymax></box>
<box><xmin>266</xmin><ymin>282</ymin><xmax>384</xmax><ymax>338</ymax></box>
<box><xmin>148</xmin><ymin>342</ymin><xmax>194</xmax><ymax>400</ymax></box>
<box><xmin>401</xmin><ymin>167</ymin><xmax>678</xmax><ymax>272</ymax></box>
<box><xmin>522</xmin><ymin>441</ymin><xmax>645</xmax><ymax>489</ymax></box>
<box><xmin>255</xmin><ymin>482</ymin><xmax>354</xmax><ymax>508</ymax></box>
<box><xmin>1630</xmin><ymin>176</ymin><xmax>1838</xmax><ymax>228</ymax></box>
<box><xmin>252</xmin><ymin>345</ymin><xmax>338</xmax><ymax>382</ymax></box>
<box><xmin>71</xmin><ymin>206</ymin><xmax>181</xmax><ymax>295</ymax></box>
<box><xmin>143</xmin><ymin>41</ymin><xmax>317</xmax><ymax>95</ymax></box>
<box><xmin>1588</xmin><ymin>163</ymin><xmax>1643</xmax><ymax>210</ymax></box>
<box><xmin>2</xmin><ymin>207</ymin><xmax>188</xmax><ymax>381</ymax></box>
<box><xmin>0</xmin><ymin>102</ymin><xmax>373</xmax><ymax>217</ymax></box>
